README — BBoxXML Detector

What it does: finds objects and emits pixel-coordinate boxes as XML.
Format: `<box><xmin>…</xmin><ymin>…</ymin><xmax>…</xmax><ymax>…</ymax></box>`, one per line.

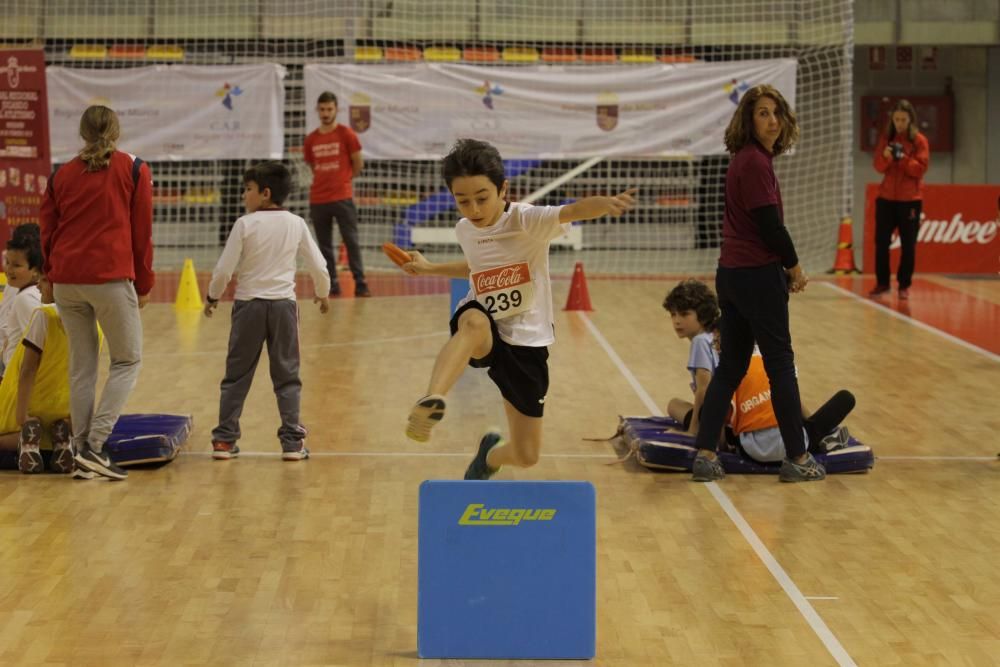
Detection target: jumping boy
<box><xmin>397</xmin><ymin>138</ymin><xmax>635</xmax><ymax>479</ymax></box>
<box><xmin>205</xmin><ymin>161</ymin><xmax>331</xmax><ymax>461</ymax></box>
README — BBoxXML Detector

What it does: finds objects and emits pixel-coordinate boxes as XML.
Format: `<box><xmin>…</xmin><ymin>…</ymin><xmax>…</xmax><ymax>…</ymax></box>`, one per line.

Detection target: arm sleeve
<box><xmin>872</xmin><ymin>137</ymin><xmax>892</xmax><ymax>174</ymax></box>
<box><xmin>344</xmin><ymin>127</ymin><xmax>362</xmax><ymax>153</ymax></box>
<box><xmin>131</xmin><ymin>160</ymin><xmax>155</xmax><ymax>295</ymax></box>
<box><xmin>687</xmin><ymin>335</ymin><xmax>717</xmax><ymax>373</ymax></box>
<box><xmin>902</xmin><ymin>134</ymin><xmax>930</xmax><ymax>180</ymax></box>
<box><xmin>522</xmin><ymin>204</ymin><xmax>569</xmax><ymax>241</ymax></box>
<box><xmin>39</xmin><ymin>173</ymin><xmax>59</xmax><ymax>275</ymax></box>
<box><xmin>298</xmin><ymin>219</ymin><xmax>332</xmax><ymax>297</ymax></box>
<box><xmin>207</xmin><ymin>219</ymin><xmax>245</xmax><ymax>300</ymax></box>
<box><xmin>752</xmin><ymin>204</ymin><xmax>799</xmax><ymax>268</ymax></box>
<box><xmin>21</xmin><ymin>310</ymin><xmax>48</xmax><ymax>353</ymax></box>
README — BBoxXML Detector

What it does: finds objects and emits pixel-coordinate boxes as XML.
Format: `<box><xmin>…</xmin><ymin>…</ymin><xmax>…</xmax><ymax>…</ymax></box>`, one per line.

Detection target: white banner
<box><xmin>47</xmin><ymin>64</ymin><xmax>286</xmax><ymax>161</ymax></box>
<box><xmin>304</xmin><ymin>60</ymin><xmax>796</xmax><ymax>159</ymax></box>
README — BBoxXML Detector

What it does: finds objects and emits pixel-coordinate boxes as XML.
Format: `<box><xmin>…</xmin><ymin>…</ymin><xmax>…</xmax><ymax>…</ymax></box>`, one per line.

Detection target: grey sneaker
<box><xmin>74</xmin><ymin>444</ymin><xmax>128</xmax><ymax>480</ymax></box>
<box><xmin>406</xmin><ymin>394</ymin><xmax>446</xmax><ymax>442</ymax></box>
<box><xmin>464</xmin><ymin>430</ymin><xmax>503</xmax><ymax>480</ymax></box>
<box><xmin>779</xmin><ymin>452</ymin><xmax>826</xmax><ymax>482</ymax></box>
<box><xmin>818</xmin><ymin>426</ymin><xmax>851</xmax><ymax>452</ymax></box>
<box><xmin>692</xmin><ymin>451</ymin><xmax>725</xmax><ymax>482</ymax></box>
<box><xmin>281</xmin><ymin>444</ymin><xmax>309</xmax><ymax>461</ymax></box>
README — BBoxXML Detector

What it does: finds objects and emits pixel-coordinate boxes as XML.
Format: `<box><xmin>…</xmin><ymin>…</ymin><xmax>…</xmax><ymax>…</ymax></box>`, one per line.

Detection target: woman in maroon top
<box><xmin>39</xmin><ymin>105</ymin><xmax>154</xmax><ymax>481</ymax></box>
<box><xmin>690</xmin><ymin>85</ymin><xmax>825</xmax><ymax>483</ymax></box>
<box><xmin>869</xmin><ymin>100</ymin><xmax>930</xmax><ymax>300</ymax></box>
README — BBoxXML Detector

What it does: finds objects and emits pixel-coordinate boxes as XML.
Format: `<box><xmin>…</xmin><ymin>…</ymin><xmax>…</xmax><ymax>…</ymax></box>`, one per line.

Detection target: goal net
<box><xmin>1</xmin><ymin>0</ymin><xmax>852</xmax><ymax>292</ymax></box>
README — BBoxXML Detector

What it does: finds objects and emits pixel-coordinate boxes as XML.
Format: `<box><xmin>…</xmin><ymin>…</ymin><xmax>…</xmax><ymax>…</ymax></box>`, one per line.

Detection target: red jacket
<box><xmin>39</xmin><ymin>151</ymin><xmax>155</xmax><ymax>295</ymax></box>
<box><xmin>873</xmin><ymin>132</ymin><xmax>930</xmax><ymax>202</ymax></box>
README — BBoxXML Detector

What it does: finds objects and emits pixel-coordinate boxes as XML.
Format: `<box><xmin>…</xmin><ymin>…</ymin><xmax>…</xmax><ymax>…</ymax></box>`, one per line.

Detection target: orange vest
<box><xmin>729</xmin><ymin>354</ymin><xmax>778</xmax><ymax>435</ymax></box>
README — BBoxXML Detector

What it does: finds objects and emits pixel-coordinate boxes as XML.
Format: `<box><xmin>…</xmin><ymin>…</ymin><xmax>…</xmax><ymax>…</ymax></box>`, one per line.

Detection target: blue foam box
<box><xmin>418</xmin><ymin>480</ymin><xmax>596</xmax><ymax>659</ymax></box>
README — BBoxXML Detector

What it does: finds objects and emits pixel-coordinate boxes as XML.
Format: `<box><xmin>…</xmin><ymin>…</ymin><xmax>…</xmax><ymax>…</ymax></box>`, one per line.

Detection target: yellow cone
<box><xmin>174</xmin><ymin>258</ymin><xmax>203</xmax><ymax>311</ymax></box>
<box><xmin>0</xmin><ymin>273</ymin><xmax>6</xmax><ymax>302</ymax></box>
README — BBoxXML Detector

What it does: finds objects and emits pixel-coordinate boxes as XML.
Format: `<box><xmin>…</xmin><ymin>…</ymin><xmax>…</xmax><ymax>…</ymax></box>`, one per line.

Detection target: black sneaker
<box><xmin>49</xmin><ymin>419</ymin><xmax>74</xmax><ymax>474</ymax></box>
<box><xmin>355</xmin><ymin>283</ymin><xmax>371</xmax><ymax>298</ymax></box>
<box><xmin>74</xmin><ymin>444</ymin><xmax>128</xmax><ymax>481</ymax></box>
<box><xmin>17</xmin><ymin>418</ymin><xmax>44</xmax><ymax>474</ymax></box>
<box><xmin>406</xmin><ymin>394</ymin><xmax>446</xmax><ymax>442</ymax></box>
<box><xmin>329</xmin><ymin>283</ymin><xmax>341</xmax><ymax>297</ymax></box>
<box><xmin>779</xmin><ymin>452</ymin><xmax>826</xmax><ymax>482</ymax></box>
<box><xmin>691</xmin><ymin>450</ymin><xmax>725</xmax><ymax>482</ymax></box>
<box><xmin>464</xmin><ymin>430</ymin><xmax>503</xmax><ymax>480</ymax></box>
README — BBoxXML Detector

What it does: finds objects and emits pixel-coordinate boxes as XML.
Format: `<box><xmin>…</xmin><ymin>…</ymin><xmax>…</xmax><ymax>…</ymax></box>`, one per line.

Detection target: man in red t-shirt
<box><xmin>304</xmin><ymin>91</ymin><xmax>369</xmax><ymax>297</ymax></box>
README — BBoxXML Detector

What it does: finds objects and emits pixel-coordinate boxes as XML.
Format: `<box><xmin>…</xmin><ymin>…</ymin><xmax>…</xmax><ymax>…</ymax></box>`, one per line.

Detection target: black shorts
<box><xmin>450</xmin><ymin>301</ymin><xmax>549</xmax><ymax>418</ymax></box>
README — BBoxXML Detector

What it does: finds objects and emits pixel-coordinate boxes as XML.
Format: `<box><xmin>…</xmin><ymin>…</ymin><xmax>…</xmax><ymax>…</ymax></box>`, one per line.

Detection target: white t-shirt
<box><xmin>1</xmin><ymin>284</ymin><xmax>40</xmax><ymax>367</ymax></box>
<box><xmin>21</xmin><ymin>305</ymin><xmax>54</xmax><ymax>352</ymax></box>
<box><xmin>208</xmin><ymin>209</ymin><xmax>331</xmax><ymax>302</ymax></box>
<box><xmin>455</xmin><ymin>202</ymin><xmax>568</xmax><ymax>347</ymax></box>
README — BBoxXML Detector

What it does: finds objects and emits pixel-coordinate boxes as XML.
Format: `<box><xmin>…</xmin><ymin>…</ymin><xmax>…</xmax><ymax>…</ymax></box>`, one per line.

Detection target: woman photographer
<box><xmin>870</xmin><ymin>99</ymin><xmax>930</xmax><ymax>300</ymax></box>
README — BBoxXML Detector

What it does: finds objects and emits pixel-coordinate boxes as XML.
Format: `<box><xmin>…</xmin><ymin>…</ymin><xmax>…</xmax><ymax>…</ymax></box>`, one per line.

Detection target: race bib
<box><xmin>471</xmin><ymin>262</ymin><xmax>535</xmax><ymax>320</ymax></box>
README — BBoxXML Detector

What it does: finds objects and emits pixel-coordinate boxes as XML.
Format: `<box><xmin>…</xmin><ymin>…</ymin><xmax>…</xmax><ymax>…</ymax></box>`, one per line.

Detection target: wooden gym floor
<box><xmin>1</xmin><ymin>274</ymin><xmax>997</xmax><ymax>666</ymax></box>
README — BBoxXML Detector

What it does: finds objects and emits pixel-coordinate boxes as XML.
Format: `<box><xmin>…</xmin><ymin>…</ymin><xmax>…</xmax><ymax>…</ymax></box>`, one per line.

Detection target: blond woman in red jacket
<box><xmin>39</xmin><ymin>106</ymin><xmax>154</xmax><ymax>480</ymax></box>
<box><xmin>870</xmin><ymin>100</ymin><xmax>930</xmax><ymax>300</ymax></box>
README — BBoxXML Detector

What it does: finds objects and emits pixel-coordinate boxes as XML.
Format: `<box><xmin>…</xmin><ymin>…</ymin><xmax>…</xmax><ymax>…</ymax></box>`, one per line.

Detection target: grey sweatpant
<box><xmin>211</xmin><ymin>299</ymin><xmax>306</xmax><ymax>450</ymax></box>
<box><xmin>54</xmin><ymin>280</ymin><xmax>143</xmax><ymax>453</ymax></box>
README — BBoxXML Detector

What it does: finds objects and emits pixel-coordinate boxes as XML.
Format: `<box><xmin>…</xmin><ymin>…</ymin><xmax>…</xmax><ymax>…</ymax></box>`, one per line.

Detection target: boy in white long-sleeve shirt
<box><xmin>204</xmin><ymin>161</ymin><xmax>331</xmax><ymax>461</ymax></box>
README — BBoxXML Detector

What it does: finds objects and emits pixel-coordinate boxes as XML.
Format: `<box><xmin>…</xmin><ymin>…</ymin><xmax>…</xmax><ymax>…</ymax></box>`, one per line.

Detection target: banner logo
<box><xmin>475</xmin><ymin>81</ymin><xmax>503</xmax><ymax>109</ymax></box>
<box><xmin>2</xmin><ymin>56</ymin><xmax>37</xmax><ymax>89</ymax></box>
<box><xmin>349</xmin><ymin>92</ymin><xmax>371</xmax><ymax>132</ymax></box>
<box><xmin>458</xmin><ymin>503</ymin><xmax>557</xmax><ymax>526</ymax></box>
<box><xmin>216</xmin><ymin>82</ymin><xmax>243</xmax><ymax>110</ymax></box>
<box><xmin>596</xmin><ymin>92</ymin><xmax>619</xmax><ymax>131</ymax></box>
<box><xmin>724</xmin><ymin>79</ymin><xmax>750</xmax><ymax>105</ymax></box>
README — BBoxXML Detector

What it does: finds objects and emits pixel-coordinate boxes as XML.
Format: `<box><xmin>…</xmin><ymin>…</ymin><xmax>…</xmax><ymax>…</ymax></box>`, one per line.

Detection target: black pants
<box><xmin>310</xmin><ymin>199</ymin><xmax>366</xmax><ymax>290</ymax></box>
<box><xmin>874</xmin><ymin>198</ymin><xmax>921</xmax><ymax>289</ymax></box>
<box><xmin>694</xmin><ymin>263</ymin><xmax>807</xmax><ymax>459</ymax></box>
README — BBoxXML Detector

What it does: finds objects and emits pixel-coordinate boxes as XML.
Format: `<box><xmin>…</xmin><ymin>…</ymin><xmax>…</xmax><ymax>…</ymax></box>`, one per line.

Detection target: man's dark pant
<box><xmin>310</xmin><ymin>199</ymin><xmax>367</xmax><ymax>292</ymax></box>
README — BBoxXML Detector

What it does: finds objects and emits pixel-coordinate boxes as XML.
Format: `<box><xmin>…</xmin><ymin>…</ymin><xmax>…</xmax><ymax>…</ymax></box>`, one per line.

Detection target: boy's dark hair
<box><xmin>663</xmin><ymin>279</ymin><xmax>720</xmax><ymax>331</ymax></box>
<box><xmin>244</xmin><ymin>161</ymin><xmax>292</xmax><ymax>205</ymax></box>
<box><xmin>317</xmin><ymin>91</ymin><xmax>338</xmax><ymax>105</ymax></box>
<box><xmin>441</xmin><ymin>138</ymin><xmax>505</xmax><ymax>192</ymax></box>
<box><xmin>6</xmin><ymin>223</ymin><xmax>43</xmax><ymax>271</ymax></box>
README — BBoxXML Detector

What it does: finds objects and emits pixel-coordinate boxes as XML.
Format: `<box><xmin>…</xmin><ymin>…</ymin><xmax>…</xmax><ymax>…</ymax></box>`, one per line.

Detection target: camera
<box><xmin>890</xmin><ymin>142</ymin><xmax>905</xmax><ymax>160</ymax></box>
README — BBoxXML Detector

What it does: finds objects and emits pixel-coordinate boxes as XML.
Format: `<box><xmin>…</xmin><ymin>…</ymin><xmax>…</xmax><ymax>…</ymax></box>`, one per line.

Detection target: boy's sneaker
<box><xmin>49</xmin><ymin>419</ymin><xmax>74</xmax><ymax>474</ymax></box>
<box><xmin>282</xmin><ymin>444</ymin><xmax>309</xmax><ymax>461</ymax></box>
<box><xmin>691</xmin><ymin>450</ymin><xmax>725</xmax><ymax>482</ymax></box>
<box><xmin>898</xmin><ymin>288</ymin><xmax>910</xmax><ymax>300</ymax></box>
<box><xmin>329</xmin><ymin>283</ymin><xmax>341</xmax><ymax>297</ymax></box>
<box><xmin>355</xmin><ymin>283</ymin><xmax>371</xmax><ymax>298</ymax></box>
<box><xmin>406</xmin><ymin>394</ymin><xmax>446</xmax><ymax>442</ymax></box>
<box><xmin>74</xmin><ymin>444</ymin><xmax>128</xmax><ymax>480</ymax></box>
<box><xmin>17</xmin><ymin>418</ymin><xmax>44</xmax><ymax>474</ymax></box>
<box><xmin>212</xmin><ymin>441</ymin><xmax>240</xmax><ymax>460</ymax></box>
<box><xmin>464</xmin><ymin>430</ymin><xmax>503</xmax><ymax>480</ymax></box>
<box><xmin>818</xmin><ymin>426</ymin><xmax>851</xmax><ymax>452</ymax></box>
<box><xmin>779</xmin><ymin>452</ymin><xmax>826</xmax><ymax>482</ymax></box>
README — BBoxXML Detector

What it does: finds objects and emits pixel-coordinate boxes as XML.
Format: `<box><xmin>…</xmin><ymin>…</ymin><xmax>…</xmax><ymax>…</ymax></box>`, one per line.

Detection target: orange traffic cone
<box><xmin>337</xmin><ymin>243</ymin><xmax>349</xmax><ymax>271</ymax></box>
<box><xmin>828</xmin><ymin>217</ymin><xmax>861</xmax><ymax>274</ymax></box>
<box><xmin>564</xmin><ymin>262</ymin><xmax>593</xmax><ymax>311</ymax></box>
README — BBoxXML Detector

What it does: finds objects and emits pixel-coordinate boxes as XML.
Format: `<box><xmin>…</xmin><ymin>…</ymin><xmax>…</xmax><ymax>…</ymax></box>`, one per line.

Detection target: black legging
<box><xmin>874</xmin><ymin>198</ymin><xmax>921</xmax><ymax>289</ymax></box>
<box><xmin>694</xmin><ymin>263</ymin><xmax>807</xmax><ymax>458</ymax></box>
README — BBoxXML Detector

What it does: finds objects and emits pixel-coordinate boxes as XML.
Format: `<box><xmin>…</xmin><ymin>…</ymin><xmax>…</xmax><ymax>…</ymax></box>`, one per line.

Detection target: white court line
<box><xmin>180</xmin><ymin>451</ymin><xmax>617</xmax><ymax>459</ymax></box>
<box><xmin>576</xmin><ymin>311</ymin><xmax>858</xmax><ymax>667</ymax></box>
<box><xmin>145</xmin><ymin>331</ymin><xmax>447</xmax><ymax>357</ymax></box>
<box><xmin>805</xmin><ymin>597</ymin><xmax>840</xmax><ymax>601</ymax></box>
<box><xmin>819</xmin><ymin>282</ymin><xmax>1000</xmax><ymax>363</ymax></box>
<box><xmin>877</xmin><ymin>455</ymin><xmax>995</xmax><ymax>461</ymax></box>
